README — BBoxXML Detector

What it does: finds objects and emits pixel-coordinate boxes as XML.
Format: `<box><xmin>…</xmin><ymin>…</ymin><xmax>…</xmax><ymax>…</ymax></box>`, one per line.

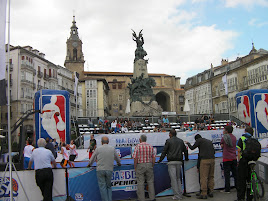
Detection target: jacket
<box><xmin>159</xmin><ymin>136</ymin><xmax>189</xmax><ymax>162</ymax></box>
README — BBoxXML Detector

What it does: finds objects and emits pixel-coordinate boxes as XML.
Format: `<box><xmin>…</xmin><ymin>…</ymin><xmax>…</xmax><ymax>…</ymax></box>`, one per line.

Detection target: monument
<box><xmin>128</xmin><ymin>30</ymin><xmax>163</xmax><ymax>116</ymax></box>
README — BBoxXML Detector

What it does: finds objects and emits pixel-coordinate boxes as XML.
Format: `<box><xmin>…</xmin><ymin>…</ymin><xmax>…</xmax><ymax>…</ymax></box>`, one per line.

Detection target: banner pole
<box><xmin>7</xmin><ymin>0</ymin><xmax>13</xmax><ymax>199</ymax></box>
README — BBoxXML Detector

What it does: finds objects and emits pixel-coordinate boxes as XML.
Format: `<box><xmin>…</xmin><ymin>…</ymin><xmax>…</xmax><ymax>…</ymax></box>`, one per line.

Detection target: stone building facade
<box><xmin>185</xmin><ymin>44</ymin><xmax>268</xmax><ymax>118</ymax></box>
<box><xmin>0</xmin><ymin>45</ymin><xmax>82</xmax><ymax>142</ymax></box>
<box><xmin>63</xmin><ymin>17</ymin><xmax>186</xmax><ymax>117</ymax></box>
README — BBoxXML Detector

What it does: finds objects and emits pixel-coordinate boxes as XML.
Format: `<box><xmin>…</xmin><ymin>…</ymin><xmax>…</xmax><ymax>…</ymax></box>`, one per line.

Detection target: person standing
<box><xmin>87</xmin><ymin>136</ymin><xmax>121</xmax><ymax>201</ymax></box>
<box><xmin>133</xmin><ymin>134</ymin><xmax>156</xmax><ymax>201</ymax></box>
<box><xmin>45</xmin><ymin>137</ymin><xmax>57</xmax><ymax>159</ymax></box>
<box><xmin>158</xmin><ymin>129</ymin><xmax>189</xmax><ymax>200</ymax></box>
<box><xmin>28</xmin><ymin>138</ymin><xmax>57</xmax><ymax>201</ymax></box>
<box><xmin>87</xmin><ymin>134</ymin><xmax>96</xmax><ymax>159</ymax></box>
<box><xmin>23</xmin><ymin>139</ymin><xmax>34</xmax><ymax>169</ymax></box>
<box><xmin>60</xmin><ymin>142</ymin><xmax>73</xmax><ymax>168</ymax></box>
<box><xmin>220</xmin><ymin>125</ymin><xmax>237</xmax><ymax>193</ymax></box>
<box><xmin>186</xmin><ymin>134</ymin><xmax>215</xmax><ymax>199</ymax></box>
<box><xmin>236</xmin><ymin>127</ymin><xmax>255</xmax><ymax>201</ymax></box>
<box><xmin>69</xmin><ymin>140</ymin><xmax>77</xmax><ymax>167</ymax></box>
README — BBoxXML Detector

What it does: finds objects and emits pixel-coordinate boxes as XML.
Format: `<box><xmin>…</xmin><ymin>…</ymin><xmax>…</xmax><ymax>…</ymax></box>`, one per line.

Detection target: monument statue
<box><xmin>128</xmin><ymin>30</ymin><xmax>163</xmax><ymax>116</ymax></box>
<box><xmin>132</xmin><ymin>29</ymin><xmax>147</xmax><ymax>63</ymax></box>
<box><xmin>127</xmin><ymin>73</ymin><xmax>156</xmax><ymax>103</ymax></box>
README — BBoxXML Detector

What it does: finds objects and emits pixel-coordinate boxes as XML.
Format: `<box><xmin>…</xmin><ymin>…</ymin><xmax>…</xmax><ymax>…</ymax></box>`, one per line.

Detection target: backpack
<box><xmin>242</xmin><ymin>137</ymin><xmax>261</xmax><ymax>161</ymax></box>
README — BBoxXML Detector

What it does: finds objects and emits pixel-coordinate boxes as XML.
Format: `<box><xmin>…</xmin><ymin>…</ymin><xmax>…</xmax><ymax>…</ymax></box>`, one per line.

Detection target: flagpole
<box><xmin>7</xmin><ymin>0</ymin><xmax>13</xmax><ymax>199</ymax></box>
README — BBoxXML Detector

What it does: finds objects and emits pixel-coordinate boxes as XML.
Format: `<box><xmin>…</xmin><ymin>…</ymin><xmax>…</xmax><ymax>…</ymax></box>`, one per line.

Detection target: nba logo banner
<box><xmin>253</xmin><ymin>93</ymin><xmax>268</xmax><ymax>138</ymax></box>
<box><xmin>236</xmin><ymin>89</ymin><xmax>268</xmax><ymax>138</ymax></box>
<box><xmin>34</xmin><ymin>90</ymin><xmax>70</xmax><ymax>145</ymax></box>
<box><xmin>236</xmin><ymin>94</ymin><xmax>251</xmax><ymax>126</ymax></box>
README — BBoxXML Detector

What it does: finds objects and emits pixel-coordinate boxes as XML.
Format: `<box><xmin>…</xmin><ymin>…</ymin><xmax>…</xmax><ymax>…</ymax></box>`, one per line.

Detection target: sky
<box><xmin>7</xmin><ymin>0</ymin><xmax>268</xmax><ymax>84</ymax></box>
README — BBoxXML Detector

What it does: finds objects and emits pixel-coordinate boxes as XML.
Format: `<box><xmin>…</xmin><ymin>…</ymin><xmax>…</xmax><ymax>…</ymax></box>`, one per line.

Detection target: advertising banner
<box><xmin>68</xmin><ymin>163</ymin><xmax>171</xmax><ymax>201</ymax></box>
<box><xmin>236</xmin><ymin>89</ymin><xmax>268</xmax><ymax>138</ymax></box>
<box><xmin>0</xmin><ymin>169</ymin><xmax>66</xmax><ymax>201</ymax></box>
<box><xmin>34</xmin><ymin>90</ymin><xmax>71</xmax><ymax>145</ymax></box>
<box><xmin>84</xmin><ymin>129</ymin><xmax>245</xmax><ymax>154</ymax></box>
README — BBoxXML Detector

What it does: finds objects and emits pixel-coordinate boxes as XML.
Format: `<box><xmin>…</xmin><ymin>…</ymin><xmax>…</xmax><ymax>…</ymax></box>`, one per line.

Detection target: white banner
<box><xmin>84</xmin><ymin>129</ymin><xmax>246</xmax><ymax>151</ymax></box>
<box><xmin>0</xmin><ymin>169</ymin><xmax>66</xmax><ymax>201</ymax></box>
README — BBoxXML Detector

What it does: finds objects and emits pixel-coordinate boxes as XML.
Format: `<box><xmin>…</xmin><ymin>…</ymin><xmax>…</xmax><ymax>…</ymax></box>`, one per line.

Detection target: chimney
<box><xmin>39</xmin><ymin>53</ymin><xmax>45</xmax><ymax>58</ymax></box>
<box><xmin>221</xmin><ymin>59</ymin><xmax>228</xmax><ymax>66</ymax></box>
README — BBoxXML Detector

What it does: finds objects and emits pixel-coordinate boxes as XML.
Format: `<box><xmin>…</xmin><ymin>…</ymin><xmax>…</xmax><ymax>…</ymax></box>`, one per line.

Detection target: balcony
<box><xmin>6</xmin><ymin>79</ymin><xmax>13</xmax><ymax>87</ymax></box>
<box><xmin>37</xmin><ymin>71</ymin><xmax>43</xmax><ymax>78</ymax></box>
<box><xmin>37</xmin><ymin>85</ymin><xmax>43</xmax><ymax>90</ymax></box>
<box><xmin>21</xmin><ymin>79</ymin><xmax>34</xmax><ymax>86</ymax></box>
<box><xmin>21</xmin><ymin>61</ymin><xmax>35</xmax><ymax>72</ymax></box>
<box><xmin>6</xmin><ymin>64</ymin><xmax>13</xmax><ymax>71</ymax></box>
<box><xmin>48</xmin><ymin>75</ymin><xmax>58</xmax><ymax>82</ymax></box>
<box><xmin>43</xmin><ymin>74</ymin><xmax>49</xmax><ymax>81</ymax></box>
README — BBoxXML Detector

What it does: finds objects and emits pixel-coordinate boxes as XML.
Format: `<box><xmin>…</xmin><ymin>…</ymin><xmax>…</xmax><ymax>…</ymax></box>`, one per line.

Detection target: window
<box><xmin>179</xmin><ymin>96</ymin><xmax>184</xmax><ymax>103</ymax></box>
<box><xmin>118</xmin><ymin>95</ymin><xmax>123</xmax><ymax>101</ymax></box>
<box><xmin>180</xmin><ymin>107</ymin><xmax>183</xmax><ymax>112</ymax></box>
<box><xmin>118</xmin><ymin>83</ymin><xmax>122</xmax><ymax>89</ymax></box>
<box><xmin>38</xmin><ymin>66</ymin><xmax>40</xmax><ymax>72</ymax></box>
<box><xmin>44</xmin><ymin>69</ymin><xmax>47</xmax><ymax>76</ymax></box>
<box><xmin>112</xmin><ymin>83</ymin><xmax>116</xmax><ymax>89</ymax></box>
<box><xmin>109</xmin><ymin>105</ymin><xmax>111</xmax><ymax>110</ymax></box>
<box><xmin>9</xmin><ymin>59</ymin><xmax>12</xmax><ymax>64</ymax></box>
<box><xmin>49</xmin><ymin>69</ymin><xmax>51</xmax><ymax>77</ymax></box>
<box><xmin>119</xmin><ymin>105</ymin><xmax>122</xmax><ymax>110</ymax></box>
<box><xmin>21</xmin><ymin>56</ymin><xmax>24</xmax><ymax>60</ymax></box>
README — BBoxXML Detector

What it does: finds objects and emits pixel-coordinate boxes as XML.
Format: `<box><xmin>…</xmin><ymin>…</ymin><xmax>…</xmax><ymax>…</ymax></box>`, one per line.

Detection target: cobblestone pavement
<box><xmin>120</xmin><ymin>183</ymin><xmax>268</xmax><ymax>201</ymax></box>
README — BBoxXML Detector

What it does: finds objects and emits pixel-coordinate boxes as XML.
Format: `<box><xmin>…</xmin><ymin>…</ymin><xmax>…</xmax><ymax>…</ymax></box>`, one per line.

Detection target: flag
<box><xmin>0</xmin><ymin>0</ymin><xmax>7</xmax><ymax>106</ymax></box>
<box><xmin>222</xmin><ymin>74</ymin><xmax>228</xmax><ymax>95</ymax></box>
<box><xmin>74</xmin><ymin>72</ymin><xmax>79</xmax><ymax>97</ymax></box>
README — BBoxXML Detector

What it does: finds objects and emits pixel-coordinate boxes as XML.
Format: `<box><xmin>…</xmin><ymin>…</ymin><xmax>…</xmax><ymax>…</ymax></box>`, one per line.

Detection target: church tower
<box><xmin>64</xmin><ymin>16</ymin><xmax>85</xmax><ymax>74</ymax></box>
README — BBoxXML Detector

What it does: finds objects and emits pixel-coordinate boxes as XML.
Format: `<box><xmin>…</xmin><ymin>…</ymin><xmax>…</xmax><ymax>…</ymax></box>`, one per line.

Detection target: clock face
<box><xmin>72</xmin><ymin>42</ymin><xmax>78</xmax><ymax>47</ymax></box>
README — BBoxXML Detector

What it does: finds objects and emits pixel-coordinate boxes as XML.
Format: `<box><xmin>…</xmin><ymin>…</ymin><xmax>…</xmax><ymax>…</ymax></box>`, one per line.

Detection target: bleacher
<box><xmin>76</xmin><ymin>119</ymin><xmax>231</xmax><ymax>135</ymax></box>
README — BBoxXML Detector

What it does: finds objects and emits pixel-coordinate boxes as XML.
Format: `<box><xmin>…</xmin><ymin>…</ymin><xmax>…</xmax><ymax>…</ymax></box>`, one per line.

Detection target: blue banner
<box><xmin>68</xmin><ymin>163</ymin><xmax>171</xmax><ymax>201</ymax></box>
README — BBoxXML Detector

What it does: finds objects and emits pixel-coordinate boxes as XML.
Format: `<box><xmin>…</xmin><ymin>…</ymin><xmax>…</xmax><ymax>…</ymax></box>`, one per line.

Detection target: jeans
<box><xmin>200</xmin><ymin>159</ymin><xmax>215</xmax><ymax>196</ymax></box>
<box><xmin>24</xmin><ymin>157</ymin><xmax>34</xmax><ymax>169</ymax></box>
<box><xmin>97</xmin><ymin>170</ymin><xmax>113</xmax><ymax>201</ymax></box>
<box><xmin>237</xmin><ymin>158</ymin><xmax>252</xmax><ymax>201</ymax></box>
<box><xmin>136</xmin><ymin>163</ymin><xmax>155</xmax><ymax>201</ymax></box>
<box><xmin>35</xmin><ymin>168</ymin><xmax>53</xmax><ymax>201</ymax></box>
<box><xmin>223</xmin><ymin>160</ymin><xmax>237</xmax><ymax>192</ymax></box>
<box><xmin>168</xmin><ymin>161</ymin><xmax>183</xmax><ymax>198</ymax></box>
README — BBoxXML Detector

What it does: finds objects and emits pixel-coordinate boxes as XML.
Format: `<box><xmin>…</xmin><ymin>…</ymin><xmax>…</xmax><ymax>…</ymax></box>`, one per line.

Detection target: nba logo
<box><xmin>35</xmin><ymin>90</ymin><xmax>70</xmax><ymax>144</ymax></box>
<box><xmin>237</xmin><ymin>95</ymin><xmax>251</xmax><ymax>126</ymax></box>
<box><xmin>254</xmin><ymin>93</ymin><xmax>268</xmax><ymax>137</ymax></box>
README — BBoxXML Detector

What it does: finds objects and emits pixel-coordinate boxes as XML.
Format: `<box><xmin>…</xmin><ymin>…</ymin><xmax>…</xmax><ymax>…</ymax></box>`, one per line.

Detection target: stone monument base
<box><xmin>130</xmin><ymin>100</ymin><xmax>163</xmax><ymax>116</ymax></box>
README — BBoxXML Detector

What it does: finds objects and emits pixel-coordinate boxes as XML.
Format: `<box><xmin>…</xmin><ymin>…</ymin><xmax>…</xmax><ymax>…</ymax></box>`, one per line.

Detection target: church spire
<box><xmin>70</xmin><ymin>15</ymin><xmax>79</xmax><ymax>40</ymax></box>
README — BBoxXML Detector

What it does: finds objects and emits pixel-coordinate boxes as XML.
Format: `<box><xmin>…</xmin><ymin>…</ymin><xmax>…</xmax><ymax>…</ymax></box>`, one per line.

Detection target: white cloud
<box><xmin>224</xmin><ymin>0</ymin><xmax>268</xmax><ymax>8</ymax></box>
<box><xmin>10</xmin><ymin>0</ymin><xmax>238</xmax><ymax>84</ymax></box>
<box><xmin>248</xmin><ymin>18</ymin><xmax>268</xmax><ymax>27</ymax></box>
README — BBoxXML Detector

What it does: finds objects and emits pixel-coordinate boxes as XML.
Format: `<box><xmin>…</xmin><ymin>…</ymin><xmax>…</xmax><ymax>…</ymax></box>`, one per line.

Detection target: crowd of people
<box><xmin>24</xmin><ymin>137</ymin><xmax>78</xmax><ymax>170</ymax></box>
<box><xmin>86</xmin><ymin>126</ymin><xmax>261</xmax><ymax>201</ymax></box>
<box><xmin>25</xmin><ymin>123</ymin><xmax>262</xmax><ymax>201</ymax></box>
<box><xmin>84</xmin><ymin>115</ymin><xmax>244</xmax><ymax>135</ymax></box>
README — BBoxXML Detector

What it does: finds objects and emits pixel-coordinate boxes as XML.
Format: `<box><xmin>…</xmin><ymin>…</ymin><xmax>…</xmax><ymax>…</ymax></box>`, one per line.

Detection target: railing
<box><xmin>37</xmin><ymin>71</ymin><xmax>43</xmax><ymax>78</ymax></box>
<box><xmin>21</xmin><ymin>79</ymin><xmax>34</xmax><ymax>85</ymax></box>
<box><xmin>6</xmin><ymin>64</ymin><xmax>13</xmax><ymax>71</ymax></box>
<box><xmin>43</xmin><ymin>74</ymin><xmax>49</xmax><ymax>80</ymax></box>
<box><xmin>37</xmin><ymin>85</ymin><xmax>43</xmax><ymax>90</ymax></box>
